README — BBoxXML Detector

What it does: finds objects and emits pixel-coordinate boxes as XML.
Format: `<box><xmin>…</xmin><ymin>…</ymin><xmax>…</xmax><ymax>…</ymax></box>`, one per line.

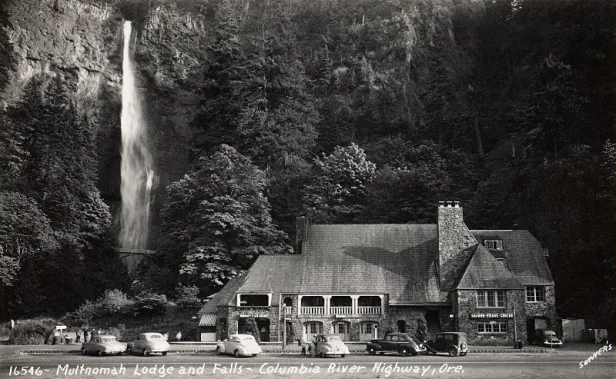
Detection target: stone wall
<box><xmin>437</xmin><ymin>202</ymin><xmax>478</xmax><ymax>291</ymax></box>
<box><xmin>455</xmin><ymin>289</ymin><xmax>527</xmax><ymax>345</ymax></box>
<box><xmin>525</xmin><ymin>285</ymin><xmax>561</xmax><ymax>336</ymax></box>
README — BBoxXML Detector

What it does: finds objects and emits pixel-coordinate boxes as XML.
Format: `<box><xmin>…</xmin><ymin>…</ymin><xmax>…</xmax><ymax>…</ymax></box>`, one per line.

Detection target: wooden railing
<box><xmin>357</xmin><ymin>306</ymin><xmax>381</xmax><ymax>315</ymax></box>
<box><xmin>330</xmin><ymin>306</ymin><xmax>353</xmax><ymax>315</ymax></box>
<box><xmin>300</xmin><ymin>306</ymin><xmax>325</xmax><ymax>315</ymax></box>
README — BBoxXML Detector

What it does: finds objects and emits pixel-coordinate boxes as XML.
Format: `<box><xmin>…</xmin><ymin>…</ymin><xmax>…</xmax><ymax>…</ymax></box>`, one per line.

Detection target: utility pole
<box><xmin>513</xmin><ymin>306</ymin><xmax>518</xmax><ymax>348</ymax></box>
<box><xmin>282</xmin><ymin>309</ymin><xmax>287</xmax><ymax>351</ymax></box>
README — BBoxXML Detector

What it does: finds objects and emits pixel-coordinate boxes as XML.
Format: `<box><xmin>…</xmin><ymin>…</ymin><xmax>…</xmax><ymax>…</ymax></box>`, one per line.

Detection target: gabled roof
<box><xmin>198</xmin><ymin>274</ymin><xmax>247</xmax><ymax>314</ymax></box>
<box><xmin>231</xmin><ymin>224</ymin><xmax>447</xmax><ymax>305</ymax></box>
<box><xmin>454</xmin><ymin>244</ymin><xmax>524</xmax><ymax>289</ymax></box>
<box><xmin>471</xmin><ymin>230</ymin><xmax>553</xmax><ymax>285</ymax></box>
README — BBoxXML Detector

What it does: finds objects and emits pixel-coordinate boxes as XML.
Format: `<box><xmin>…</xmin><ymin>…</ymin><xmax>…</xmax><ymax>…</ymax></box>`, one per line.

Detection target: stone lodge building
<box><xmin>197</xmin><ymin>201</ymin><xmax>558</xmax><ymax>345</ymax></box>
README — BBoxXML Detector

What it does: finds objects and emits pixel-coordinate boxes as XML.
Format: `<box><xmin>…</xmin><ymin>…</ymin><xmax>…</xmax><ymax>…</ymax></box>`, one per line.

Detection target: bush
<box><xmin>176</xmin><ymin>285</ymin><xmax>202</xmax><ymax>309</ymax></box>
<box><xmin>99</xmin><ymin>289</ymin><xmax>134</xmax><ymax>315</ymax></box>
<box><xmin>9</xmin><ymin>318</ymin><xmax>57</xmax><ymax>345</ymax></box>
<box><xmin>131</xmin><ymin>293</ymin><xmax>168</xmax><ymax>316</ymax></box>
<box><xmin>68</xmin><ymin>300</ymin><xmax>102</xmax><ymax>325</ymax></box>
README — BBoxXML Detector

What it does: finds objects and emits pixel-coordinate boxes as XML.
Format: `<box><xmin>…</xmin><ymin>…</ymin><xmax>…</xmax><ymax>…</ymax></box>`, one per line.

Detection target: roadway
<box><xmin>1</xmin><ymin>350</ymin><xmax>614</xmax><ymax>379</ymax></box>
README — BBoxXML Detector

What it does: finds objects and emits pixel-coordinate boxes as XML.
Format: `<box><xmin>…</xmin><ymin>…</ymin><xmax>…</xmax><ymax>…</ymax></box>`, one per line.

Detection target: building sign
<box><xmin>470</xmin><ymin>313</ymin><xmax>513</xmax><ymax>319</ymax></box>
<box><xmin>239</xmin><ymin>312</ymin><xmax>269</xmax><ymax>318</ymax></box>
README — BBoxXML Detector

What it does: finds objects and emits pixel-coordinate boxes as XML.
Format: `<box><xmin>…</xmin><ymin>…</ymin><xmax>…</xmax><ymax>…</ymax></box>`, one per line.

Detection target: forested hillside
<box><xmin>0</xmin><ymin>0</ymin><xmax>613</xmax><ymax>333</ymax></box>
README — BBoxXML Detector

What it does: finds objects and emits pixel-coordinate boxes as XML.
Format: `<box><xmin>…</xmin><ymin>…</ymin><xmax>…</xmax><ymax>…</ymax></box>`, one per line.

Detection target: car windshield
<box><xmin>148</xmin><ymin>334</ymin><xmax>162</xmax><ymax>339</ymax></box>
<box><xmin>543</xmin><ymin>330</ymin><xmax>556</xmax><ymax>336</ymax></box>
<box><xmin>241</xmin><ymin>336</ymin><xmax>255</xmax><ymax>341</ymax></box>
<box><xmin>325</xmin><ymin>336</ymin><xmax>341</xmax><ymax>342</ymax></box>
<box><xmin>101</xmin><ymin>337</ymin><xmax>117</xmax><ymax>342</ymax></box>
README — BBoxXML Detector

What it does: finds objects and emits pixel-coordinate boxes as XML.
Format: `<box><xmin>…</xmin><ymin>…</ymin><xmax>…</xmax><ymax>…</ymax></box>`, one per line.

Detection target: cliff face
<box><xmin>2</xmin><ymin>0</ymin><xmax>208</xmax><ymax>211</ymax></box>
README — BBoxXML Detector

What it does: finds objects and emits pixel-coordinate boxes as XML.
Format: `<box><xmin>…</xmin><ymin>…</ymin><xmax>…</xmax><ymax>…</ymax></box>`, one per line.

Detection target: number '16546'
<box><xmin>9</xmin><ymin>366</ymin><xmax>43</xmax><ymax>376</ymax></box>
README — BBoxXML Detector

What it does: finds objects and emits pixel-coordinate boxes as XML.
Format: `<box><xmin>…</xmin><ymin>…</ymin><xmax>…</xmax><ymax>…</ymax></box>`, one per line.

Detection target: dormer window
<box><xmin>484</xmin><ymin>240</ymin><xmax>503</xmax><ymax>249</ymax></box>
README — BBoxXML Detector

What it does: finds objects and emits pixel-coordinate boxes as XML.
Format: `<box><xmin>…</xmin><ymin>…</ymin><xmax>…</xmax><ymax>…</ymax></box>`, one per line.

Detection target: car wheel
<box><xmin>460</xmin><ymin>352</ymin><xmax>467</xmax><ymax>357</ymax></box>
<box><xmin>127</xmin><ymin>346</ymin><xmax>132</xmax><ymax>355</ymax></box>
<box><xmin>319</xmin><ymin>352</ymin><xmax>325</xmax><ymax>358</ymax></box>
<box><xmin>341</xmin><ymin>354</ymin><xmax>346</xmax><ymax>358</ymax></box>
<box><xmin>97</xmin><ymin>350</ymin><xmax>104</xmax><ymax>357</ymax></box>
<box><xmin>400</xmin><ymin>347</ymin><xmax>410</xmax><ymax>356</ymax></box>
<box><xmin>448</xmin><ymin>347</ymin><xmax>458</xmax><ymax>357</ymax></box>
<box><xmin>162</xmin><ymin>352</ymin><xmax>168</xmax><ymax>356</ymax></box>
<box><xmin>216</xmin><ymin>347</ymin><xmax>222</xmax><ymax>355</ymax></box>
<box><xmin>234</xmin><ymin>349</ymin><xmax>240</xmax><ymax>358</ymax></box>
<box><xmin>143</xmin><ymin>348</ymin><xmax>149</xmax><ymax>356</ymax></box>
<box><xmin>81</xmin><ymin>347</ymin><xmax>87</xmax><ymax>356</ymax></box>
<box><xmin>368</xmin><ymin>347</ymin><xmax>376</xmax><ymax>355</ymax></box>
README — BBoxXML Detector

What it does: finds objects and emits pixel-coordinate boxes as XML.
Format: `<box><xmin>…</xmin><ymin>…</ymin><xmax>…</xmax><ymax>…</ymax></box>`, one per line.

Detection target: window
<box><xmin>477</xmin><ymin>321</ymin><xmax>507</xmax><ymax>333</ymax></box>
<box><xmin>484</xmin><ymin>240</ymin><xmax>503</xmax><ymax>249</ymax></box>
<box><xmin>526</xmin><ymin>286</ymin><xmax>545</xmax><ymax>302</ymax></box>
<box><xmin>497</xmin><ymin>258</ymin><xmax>508</xmax><ymax>268</ymax></box>
<box><xmin>476</xmin><ymin>290</ymin><xmax>506</xmax><ymax>308</ymax></box>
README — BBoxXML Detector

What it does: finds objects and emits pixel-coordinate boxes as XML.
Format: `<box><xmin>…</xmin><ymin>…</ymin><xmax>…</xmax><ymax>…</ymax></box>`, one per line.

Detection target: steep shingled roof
<box><xmin>234</xmin><ymin>224</ymin><xmax>446</xmax><ymax>305</ymax></box>
<box><xmin>198</xmin><ymin>274</ymin><xmax>247</xmax><ymax>314</ymax></box>
<box><xmin>198</xmin><ymin>225</ymin><xmax>552</xmax><ymax>315</ymax></box>
<box><xmin>471</xmin><ymin>230</ymin><xmax>553</xmax><ymax>285</ymax></box>
<box><xmin>454</xmin><ymin>244</ymin><xmax>524</xmax><ymax>289</ymax></box>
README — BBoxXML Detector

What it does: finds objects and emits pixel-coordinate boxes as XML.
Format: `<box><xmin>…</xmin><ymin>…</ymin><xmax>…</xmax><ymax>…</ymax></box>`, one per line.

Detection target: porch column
<box><xmin>323</xmin><ymin>295</ymin><xmax>332</xmax><ymax>315</ymax></box>
<box><xmin>379</xmin><ymin>295</ymin><xmax>384</xmax><ymax>315</ymax></box>
<box><xmin>236</xmin><ymin>294</ymin><xmax>241</xmax><ymax>307</ymax></box>
<box><xmin>298</xmin><ymin>295</ymin><xmax>303</xmax><ymax>315</ymax></box>
<box><xmin>351</xmin><ymin>295</ymin><xmax>359</xmax><ymax>316</ymax></box>
<box><xmin>267</xmin><ymin>293</ymin><xmax>272</xmax><ymax>306</ymax></box>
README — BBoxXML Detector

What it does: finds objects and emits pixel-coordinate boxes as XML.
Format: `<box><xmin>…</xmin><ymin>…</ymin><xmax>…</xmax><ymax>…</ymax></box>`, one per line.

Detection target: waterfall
<box><xmin>119</xmin><ymin>21</ymin><xmax>154</xmax><ymax>252</ymax></box>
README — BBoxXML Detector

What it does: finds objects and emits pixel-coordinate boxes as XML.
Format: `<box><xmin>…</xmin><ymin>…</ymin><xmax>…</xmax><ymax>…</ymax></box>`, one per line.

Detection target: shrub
<box><xmin>131</xmin><ymin>293</ymin><xmax>168</xmax><ymax>316</ymax></box>
<box><xmin>99</xmin><ymin>289</ymin><xmax>134</xmax><ymax>315</ymax></box>
<box><xmin>9</xmin><ymin>318</ymin><xmax>57</xmax><ymax>345</ymax></box>
<box><xmin>68</xmin><ymin>300</ymin><xmax>102</xmax><ymax>325</ymax></box>
<box><xmin>176</xmin><ymin>285</ymin><xmax>202</xmax><ymax>309</ymax></box>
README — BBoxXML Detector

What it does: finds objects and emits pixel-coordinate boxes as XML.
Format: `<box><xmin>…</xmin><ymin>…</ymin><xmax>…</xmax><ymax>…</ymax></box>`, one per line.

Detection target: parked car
<box><xmin>216</xmin><ymin>334</ymin><xmax>262</xmax><ymax>357</ymax></box>
<box><xmin>127</xmin><ymin>333</ymin><xmax>170</xmax><ymax>356</ymax></box>
<box><xmin>307</xmin><ymin>334</ymin><xmax>350</xmax><ymax>358</ymax></box>
<box><xmin>366</xmin><ymin>333</ymin><xmax>426</xmax><ymax>356</ymax></box>
<box><xmin>425</xmin><ymin>332</ymin><xmax>468</xmax><ymax>357</ymax></box>
<box><xmin>532</xmin><ymin>329</ymin><xmax>563</xmax><ymax>347</ymax></box>
<box><xmin>81</xmin><ymin>335</ymin><xmax>126</xmax><ymax>356</ymax></box>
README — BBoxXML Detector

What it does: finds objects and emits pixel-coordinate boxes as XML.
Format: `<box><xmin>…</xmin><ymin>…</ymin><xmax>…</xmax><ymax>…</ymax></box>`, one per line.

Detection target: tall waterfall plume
<box><xmin>119</xmin><ymin>21</ymin><xmax>154</xmax><ymax>251</ymax></box>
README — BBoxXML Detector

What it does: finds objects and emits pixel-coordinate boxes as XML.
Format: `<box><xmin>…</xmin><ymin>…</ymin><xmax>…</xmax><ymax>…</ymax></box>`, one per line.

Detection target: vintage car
<box><xmin>127</xmin><ymin>333</ymin><xmax>170</xmax><ymax>356</ymax></box>
<box><xmin>366</xmin><ymin>333</ymin><xmax>426</xmax><ymax>356</ymax></box>
<box><xmin>216</xmin><ymin>334</ymin><xmax>262</xmax><ymax>357</ymax></box>
<box><xmin>307</xmin><ymin>334</ymin><xmax>350</xmax><ymax>358</ymax></box>
<box><xmin>425</xmin><ymin>332</ymin><xmax>468</xmax><ymax>357</ymax></box>
<box><xmin>81</xmin><ymin>335</ymin><xmax>126</xmax><ymax>356</ymax></box>
<box><xmin>532</xmin><ymin>329</ymin><xmax>563</xmax><ymax>347</ymax></box>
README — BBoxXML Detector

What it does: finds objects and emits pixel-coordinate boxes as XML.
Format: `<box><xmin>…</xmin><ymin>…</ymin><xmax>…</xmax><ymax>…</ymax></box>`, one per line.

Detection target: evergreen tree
<box><xmin>161</xmin><ymin>145</ymin><xmax>290</xmax><ymax>294</ymax></box>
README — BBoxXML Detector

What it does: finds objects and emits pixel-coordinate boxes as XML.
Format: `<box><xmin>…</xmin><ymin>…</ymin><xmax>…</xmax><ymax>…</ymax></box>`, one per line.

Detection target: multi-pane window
<box><xmin>477</xmin><ymin>321</ymin><xmax>507</xmax><ymax>333</ymax></box>
<box><xmin>476</xmin><ymin>290</ymin><xmax>506</xmax><ymax>308</ymax></box>
<box><xmin>484</xmin><ymin>240</ymin><xmax>503</xmax><ymax>249</ymax></box>
<box><xmin>526</xmin><ymin>286</ymin><xmax>545</xmax><ymax>302</ymax></box>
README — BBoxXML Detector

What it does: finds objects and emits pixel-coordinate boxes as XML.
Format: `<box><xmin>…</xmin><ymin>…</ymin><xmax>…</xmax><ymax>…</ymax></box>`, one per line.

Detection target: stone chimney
<box><xmin>295</xmin><ymin>215</ymin><xmax>309</xmax><ymax>254</ymax></box>
<box><xmin>438</xmin><ymin>201</ymin><xmax>477</xmax><ymax>291</ymax></box>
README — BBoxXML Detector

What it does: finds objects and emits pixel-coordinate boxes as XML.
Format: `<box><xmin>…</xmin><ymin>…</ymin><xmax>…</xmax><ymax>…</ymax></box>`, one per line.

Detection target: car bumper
<box><xmin>543</xmin><ymin>341</ymin><xmax>562</xmax><ymax>347</ymax></box>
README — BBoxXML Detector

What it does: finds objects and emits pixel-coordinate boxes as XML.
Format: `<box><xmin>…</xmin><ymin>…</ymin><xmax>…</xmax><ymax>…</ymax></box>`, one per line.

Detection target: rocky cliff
<box><xmin>2</xmin><ymin>0</ymin><xmax>210</xmax><ymax>216</ymax></box>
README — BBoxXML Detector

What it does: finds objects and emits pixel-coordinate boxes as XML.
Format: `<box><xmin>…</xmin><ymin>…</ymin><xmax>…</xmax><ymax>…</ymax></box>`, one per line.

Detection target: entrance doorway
<box><xmin>360</xmin><ymin>322</ymin><xmax>378</xmax><ymax>341</ymax></box>
<box><xmin>332</xmin><ymin>321</ymin><xmax>350</xmax><ymax>340</ymax></box>
<box><xmin>303</xmin><ymin>321</ymin><xmax>323</xmax><ymax>342</ymax></box>
<box><xmin>425</xmin><ymin>310</ymin><xmax>442</xmax><ymax>337</ymax></box>
<box><xmin>527</xmin><ymin>317</ymin><xmax>547</xmax><ymax>343</ymax></box>
<box><xmin>396</xmin><ymin>320</ymin><xmax>407</xmax><ymax>333</ymax></box>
